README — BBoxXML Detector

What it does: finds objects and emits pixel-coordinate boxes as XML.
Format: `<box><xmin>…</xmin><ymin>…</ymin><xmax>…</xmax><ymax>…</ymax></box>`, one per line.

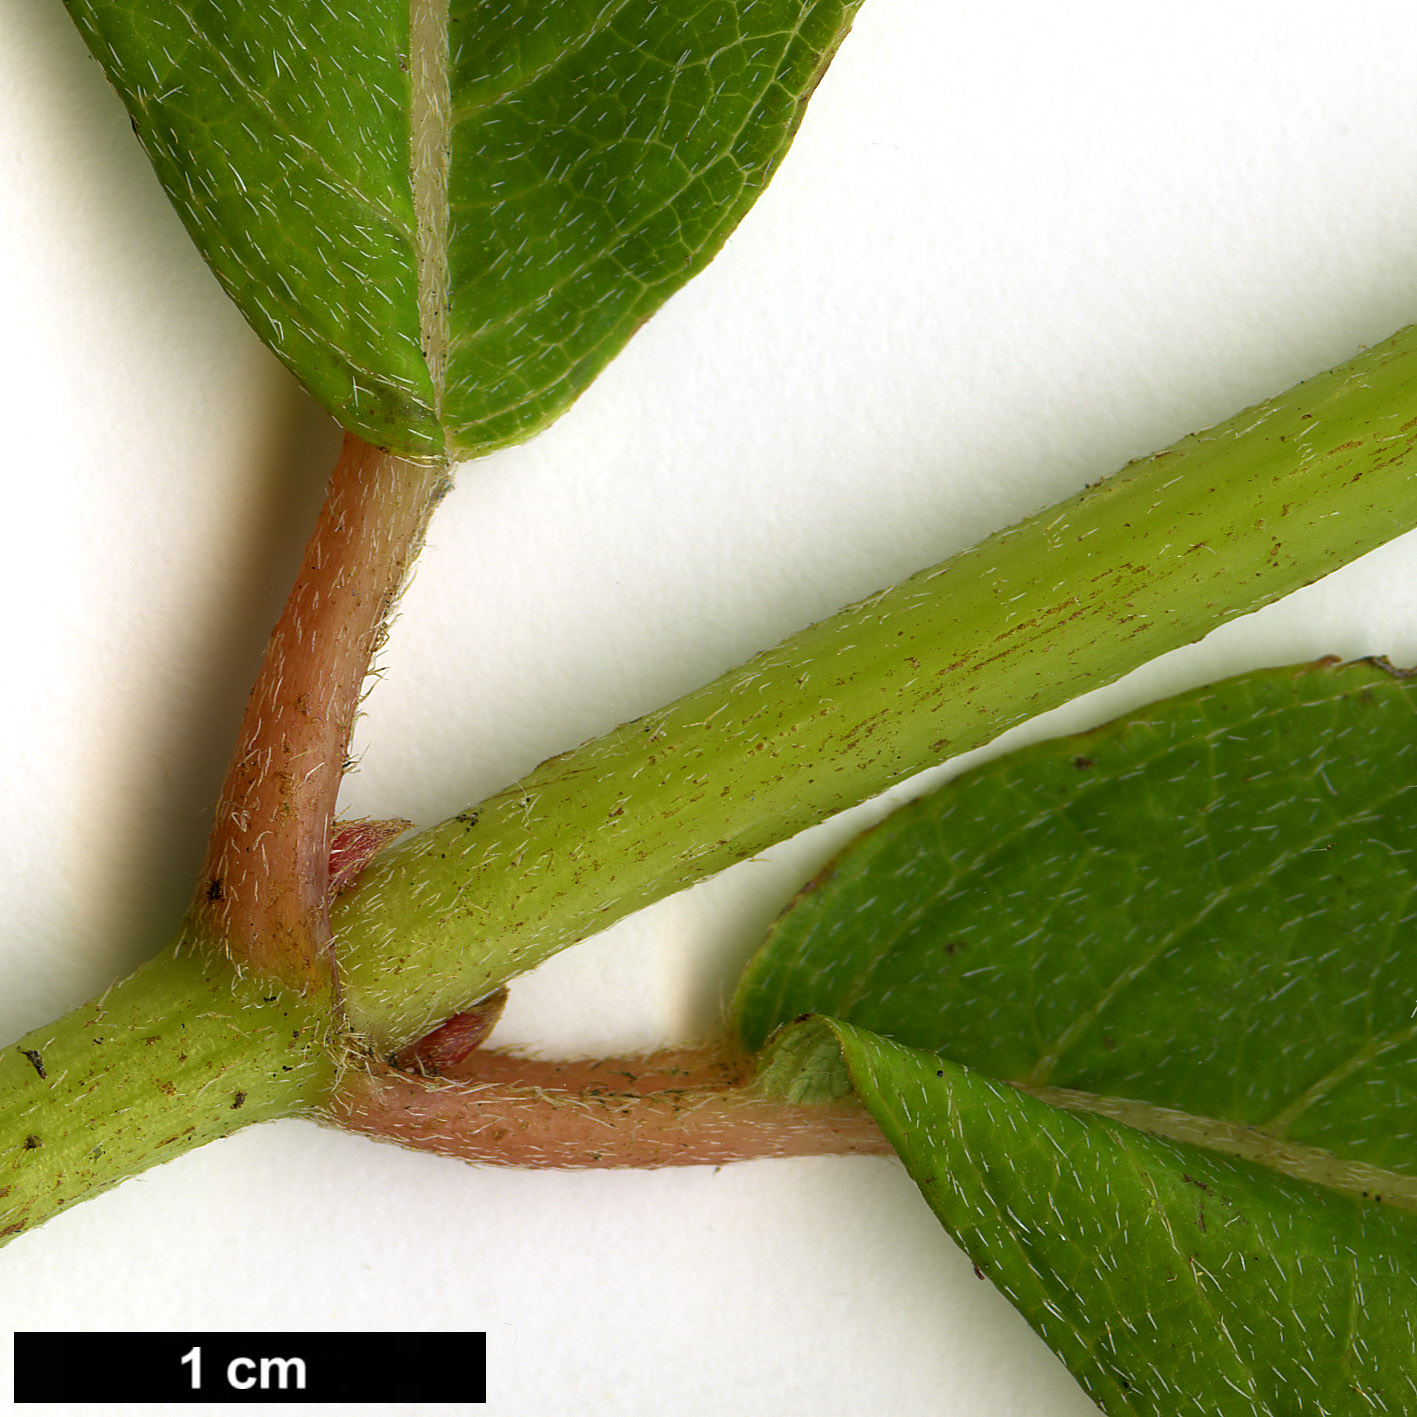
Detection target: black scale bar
<box><xmin>14</xmin><ymin>1331</ymin><xmax>486</xmax><ymax>1403</ymax></box>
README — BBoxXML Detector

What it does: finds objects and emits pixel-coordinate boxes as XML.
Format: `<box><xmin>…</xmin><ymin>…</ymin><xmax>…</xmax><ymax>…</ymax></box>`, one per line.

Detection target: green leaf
<box><xmin>738</xmin><ymin>660</ymin><xmax>1417</xmax><ymax>1409</ymax></box>
<box><xmin>737</xmin><ymin>657</ymin><xmax>1417</xmax><ymax>1176</ymax></box>
<box><xmin>65</xmin><ymin>0</ymin><xmax>861</xmax><ymax>458</ymax></box>
<box><xmin>824</xmin><ymin>1021</ymin><xmax>1417</xmax><ymax>1416</ymax></box>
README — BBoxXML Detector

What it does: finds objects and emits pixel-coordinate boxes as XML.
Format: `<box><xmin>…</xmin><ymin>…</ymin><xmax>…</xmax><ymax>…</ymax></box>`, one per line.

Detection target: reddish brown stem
<box><xmin>190</xmin><ymin>433</ymin><xmax>447</xmax><ymax>995</ymax></box>
<box><xmin>328</xmin><ymin>1043</ymin><xmax>889</xmax><ymax>1168</ymax></box>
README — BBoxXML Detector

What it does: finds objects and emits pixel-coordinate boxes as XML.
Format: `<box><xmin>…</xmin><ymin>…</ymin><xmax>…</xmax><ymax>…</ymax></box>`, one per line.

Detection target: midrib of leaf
<box><xmin>1027</xmin><ymin>1082</ymin><xmax>1417</xmax><ymax>1215</ymax></box>
<box><xmin>410</xmin><ymin>0</ymin><xmax>451</xmax><ymax>418</ymax></box>
<box><xmin>757</xmin><ymin>1013</ymin><xmax>1417</xmax><ymax>1216</ymax></box>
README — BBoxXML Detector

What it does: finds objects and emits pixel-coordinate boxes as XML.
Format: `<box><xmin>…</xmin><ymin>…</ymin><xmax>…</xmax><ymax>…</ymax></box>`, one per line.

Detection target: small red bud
<box><xmin>392</xmin><ymin>989</ymin><xmax>510</xmax><ymax>1076</ymax></box>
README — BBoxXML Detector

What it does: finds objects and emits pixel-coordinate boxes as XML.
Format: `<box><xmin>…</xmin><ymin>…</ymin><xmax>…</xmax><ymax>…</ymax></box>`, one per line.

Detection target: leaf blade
<box><xmin>65</xmin><ymin>0</ymin><xmax>862</xmax><ymax>457</ymax></box>
<box><xmin>65</xmin><ymin>0</ymin><xmax>439</xmax><ymax>454</ymax></box>
<box><xmin>829</xmin><ymin>1021</ymin><xmax>1417</xmax><ymax>1416</ymax></box>
<box><xmin>438</xmin><ymin>0</ymin><xmax>860</xmax><ymax>456</ymax></box>
<box><xmin>741</xmin><ymin>661</ymin><xmax>1417</xmax><ymax>1408</ymax></box>
<box><xmin>736</xmin><ymin>658</ymin><xmax>1417</xmax><ymax>1177</ymax></box>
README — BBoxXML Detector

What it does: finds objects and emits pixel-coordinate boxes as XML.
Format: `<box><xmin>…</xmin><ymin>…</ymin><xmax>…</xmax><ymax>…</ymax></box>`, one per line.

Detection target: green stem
<box><xmin>333</xmin><ymin>323</ymin><xmax>1417</xmax><ymax>1049</ymax></box>
<box><xmin>11</xmin><ymin>321</ymin><xmax>1417</xmax><ymax>1231</ymax></box>
<box><xmin>0</xmin><ymin>942</ymin><xmax>334</xmax><ymax>1245</ymax></box>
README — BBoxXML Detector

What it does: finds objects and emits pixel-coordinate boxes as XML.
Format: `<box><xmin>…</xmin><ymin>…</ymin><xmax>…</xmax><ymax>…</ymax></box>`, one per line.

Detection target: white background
<box><xmin>5</xmin><ymin>1</ymin><xmax>1417</xmax><ymax>1412</ymax></box>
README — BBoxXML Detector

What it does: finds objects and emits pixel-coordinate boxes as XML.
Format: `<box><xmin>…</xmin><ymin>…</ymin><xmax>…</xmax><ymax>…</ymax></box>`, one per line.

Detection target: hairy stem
<box><xmin>12</xmin><ymin>324</ymin><xmax>1417</xmax><ymax>1233</ymax></box>
<box><xmin>191</xmin><ymin>433</ymin><xmax>448</xmax><ymax>996</ymax></box>
<box><xmin>333</xmin><ymin>323</ymin><xmax>1417</xmax><ymax>1049</ymax></box>
<box><xmin>329</xmin><ymin>1044</ymin><xmax>888</xmax><ymax>1168</ymax></box>
<box><xmin>0</xmin><ymin>943</ymin><xmax>334</xmax><ymax>1245</ymax></box>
